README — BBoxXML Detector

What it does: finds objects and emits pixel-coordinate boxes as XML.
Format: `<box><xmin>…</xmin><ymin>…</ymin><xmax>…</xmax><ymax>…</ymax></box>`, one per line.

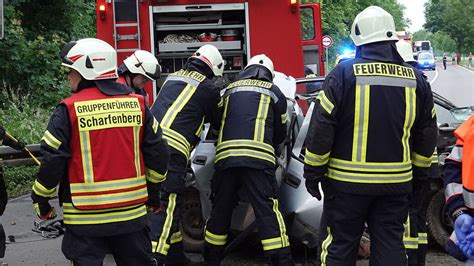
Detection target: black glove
<box><xmin>305</xmin><ymin>179</ymin><xmax>322</xmax><ymax>200</ymax></box>
<box><xmin>3</xmin><ymin>134</ymin><xmax>26</xmax><ymax>151</ymax></box>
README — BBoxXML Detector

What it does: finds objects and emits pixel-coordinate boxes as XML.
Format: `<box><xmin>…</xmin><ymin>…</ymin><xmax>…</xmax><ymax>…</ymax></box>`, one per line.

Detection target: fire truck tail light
<box><xmin>99</xmin><ymin>4</ymin><xmax>106</xmax><ymax>20</ymax></box>
<box><xmin>290</xmin><ymin>0</ymin><xmax>297</xmax><ymax>12</ymax></box>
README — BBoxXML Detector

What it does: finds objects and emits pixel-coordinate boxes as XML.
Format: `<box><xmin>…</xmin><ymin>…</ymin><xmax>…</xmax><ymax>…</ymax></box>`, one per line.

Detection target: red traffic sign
<box><xmin>322</xmin><ymin>35</ymin><xmax>333</xmax><ymax>48</ymax></box>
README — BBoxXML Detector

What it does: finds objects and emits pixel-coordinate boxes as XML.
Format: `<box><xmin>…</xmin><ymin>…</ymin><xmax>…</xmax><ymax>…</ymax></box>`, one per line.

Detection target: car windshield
<box><xmin>419</xmin><ymin>53</ymin><xmax>433</xmax><ymax>60</ymax></box>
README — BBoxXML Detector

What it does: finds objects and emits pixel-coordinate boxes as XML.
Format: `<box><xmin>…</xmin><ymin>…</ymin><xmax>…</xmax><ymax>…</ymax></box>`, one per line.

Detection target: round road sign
<box><xmin>322</xmin><ymin>35</ymin><xmax>333</xmax><ymax>48</ymax></box>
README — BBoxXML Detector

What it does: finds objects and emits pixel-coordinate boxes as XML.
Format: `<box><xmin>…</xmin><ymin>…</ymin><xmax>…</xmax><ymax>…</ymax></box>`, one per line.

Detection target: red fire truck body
<box><xmin>95</xmin><ymin>0</ymin><xmax>324</xmax><ymax>101</ymax></box>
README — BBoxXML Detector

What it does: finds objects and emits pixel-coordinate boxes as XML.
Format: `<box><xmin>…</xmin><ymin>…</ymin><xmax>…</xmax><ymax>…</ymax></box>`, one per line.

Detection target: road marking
<box><xmin>429</xmin><ymin>68</ymin><xmax>439</xmax><ymax>85</ymax></box>
<box><xmin>456</xmin><ymin>65</ymin><xmax>474</xmax><ymax>74</ymax></box>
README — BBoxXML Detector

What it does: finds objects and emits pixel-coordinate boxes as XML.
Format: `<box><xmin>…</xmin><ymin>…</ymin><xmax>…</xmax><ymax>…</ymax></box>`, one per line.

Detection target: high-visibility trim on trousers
<box><xmin>321</xmin><ymin>226</ymin><xmax>333</xmax><ymax>266</ymax></box>
<box><xmin>418</xmin><ymin>233</ymin><xmax>428</xmax><ymax>244</ymax></box>
<box><xmin>170</xmin><ymin>231</ymin><xmax>182</xmax><ymax>244</ymax></box>
<box><xmin>32</xmin><ymin>180</ymin><xmax>56</xmax><ymax>198</ymax></box>
<box><xmin>156</xmin><ymin>193</ymin><xmax>177</xmax><ymax>255</ymax></box>
<box><xmin>272</xmin><ymin>198</ymin><xmax>289</xmax><ymax>248</ymax></box>
<box><xmin>261</xmin><ymin>236</ymin><xmax>289</xmax><ymax>251</ymax></box>
<box><xmin>404</xmin><ymin>216</ymin><xmax>418</xmax><ymax>249</ymax></box>
<box><xmin>62</xmin><ymin>203</ymin><xmax>146</xmax><ymax>225</ymax></box>
<box><xmin>328</xmin><ymin>158</ymin><xmax>412</xmax><ymax>172</ymax></box>
<box><xmin>327</xmin><ymin>168</ymin><xmax>412</xmax><ymax>183</ymax></box>
<box><xmin>204</xmin><ymin>230</ymin><xmax>227</xmax><ymax>246</ymax></box>
<box><xmin>304</xmin><ymin>150</ymin><xmax>330</xmax><ymax>166</ymax></box>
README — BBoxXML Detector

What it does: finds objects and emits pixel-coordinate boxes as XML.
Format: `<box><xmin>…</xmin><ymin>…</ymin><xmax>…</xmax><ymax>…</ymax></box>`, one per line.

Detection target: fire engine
<box><xmin>95</xmin><ymin>0</ymin><xmax>324</xmax><ymax>102</ymax></box>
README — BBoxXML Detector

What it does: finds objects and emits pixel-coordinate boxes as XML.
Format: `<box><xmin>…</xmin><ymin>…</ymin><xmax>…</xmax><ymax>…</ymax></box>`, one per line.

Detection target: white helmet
<box><xmin>60</xmin><ymin>38</ymin><xmax>118</xmax><ymax>80</ymax></box>
<box><xmin>350</xmin><ymin>6</ymin><xmax>399</xmax><ymax>46</ymax></box>
<box><xmin>124</xmin><ymin>50</ymin><xmax>161</xmax><ymax>80</ymax></box>
<box><xmin>245</xmin><ymin>54</ymin><xmax>275</xmax><ymax>78</ymax></box>
<box><xmin>191</xmin><ymin>45</ymin><xmax>224</xmax><ymax>76</ymax></box>
<box><xmin>396</xmin><ymin>40</ymin><xmax>415</xmax><ymax>62</ymax></box>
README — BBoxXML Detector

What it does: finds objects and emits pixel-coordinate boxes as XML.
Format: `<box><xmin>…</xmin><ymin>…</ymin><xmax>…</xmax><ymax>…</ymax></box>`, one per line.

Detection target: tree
<box><xmin>425</xmin><ymin>0</ymin><xmax>474</xmax><ymax>53</ymax></box>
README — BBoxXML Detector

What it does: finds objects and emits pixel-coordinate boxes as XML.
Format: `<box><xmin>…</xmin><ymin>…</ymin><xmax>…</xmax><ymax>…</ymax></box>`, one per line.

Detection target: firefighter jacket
<box><xmin>214</xmin><ymin>66</ymin><xmax>287</xmax><ymax>170</ymax></box>
<box><xmin>443</xmin><ymin>115</ymin><xmax>474</xmax><ymax>218</ymax></box>
<box><xmin>150</xmin><ymin>59</ymin><xmax>221</xmax><ymax>168</ymax></box>
<box><xmin>304</xmin><ymin>42</ymin><xmax>438</xmax><ymax>195</ymax></box>
<box><xmin>31</xmin><ymin>80</ymin><xmax>169</xmax><ymax>237</ymax></box>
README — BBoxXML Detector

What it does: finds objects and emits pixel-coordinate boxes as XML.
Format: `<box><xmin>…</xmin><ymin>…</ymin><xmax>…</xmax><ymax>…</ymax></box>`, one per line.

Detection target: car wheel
<box><xmin>427</xmin><ymin>190</ymin><xmax>452</xmax><ymax>248</ymax></box>
<box><xmin>181</xmin><ymin>189</ymin><xmax>205</xmax><ymax>253</ymax></box>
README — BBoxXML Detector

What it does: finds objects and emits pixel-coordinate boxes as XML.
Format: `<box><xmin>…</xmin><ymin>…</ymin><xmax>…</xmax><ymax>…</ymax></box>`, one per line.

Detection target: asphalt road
<box><xmin>1</xmin><ymin>63</ymin><xmax>472</xmax><ymax>265</ymax></box>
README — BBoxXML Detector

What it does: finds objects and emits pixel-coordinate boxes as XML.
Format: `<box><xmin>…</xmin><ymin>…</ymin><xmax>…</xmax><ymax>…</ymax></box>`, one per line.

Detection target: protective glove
<box><xmin>34</xmin><ymin>203</ymin><xmax>57</xmax><ymax>220</ymax></box>
<box><xmin>3</xmin><ymin>133</ymin><xmax>26</xmax><ymax>151</ymax></box>
<box><xmin>455</xmin><ymin>214</ymin><xmax>473</xmax><ymax>242</ymax></box>
<box><xmin>305</xmin><ymin>179</ymin><xmax>322</xmax><ymax>200</ymax></box>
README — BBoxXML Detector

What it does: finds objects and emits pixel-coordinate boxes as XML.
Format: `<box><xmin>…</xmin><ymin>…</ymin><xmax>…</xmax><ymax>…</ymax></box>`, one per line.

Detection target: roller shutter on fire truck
<box><xmin>96</xmin><ymin>0</ymin><xmax>324</xmax><ymax>105</ymax></box>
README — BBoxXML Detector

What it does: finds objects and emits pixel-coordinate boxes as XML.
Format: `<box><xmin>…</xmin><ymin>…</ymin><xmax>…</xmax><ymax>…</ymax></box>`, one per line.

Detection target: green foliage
<box><xmin>0</xmin><ymin>1</ymin><xmax>96</xmax><ymax>108</ymax></box>
<box><xmin>0</xmin><ymin>90</ymin><xmax>51</xmax><ymax>143</ymax></box>
<box><xmin>425</xmin><ymin>0</ymin><xmax>474</xmax><ymax>53</ymax></box>
<box><xmin>3</xmin><ymin>165</ymin><xmax>37</xmax><ymax>199</ymax></box>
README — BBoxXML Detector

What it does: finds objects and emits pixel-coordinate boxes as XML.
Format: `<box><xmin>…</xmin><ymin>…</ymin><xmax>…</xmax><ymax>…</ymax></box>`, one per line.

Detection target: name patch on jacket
<box><xmin>228</xmin><ymin>79</ymin><xmax>272</xmax><ymax>89</ymax></box>
<box><xmin>75</xmin><ymin>98</ymin><xmax>142</xmax><ymax>131</ymax></box>
<box><xmin>353</xmin><ymin>63</ymin><xmax>415</xmax><ymax>79</ymax></box>
<box><xmin>172</xmin><ymin>69</ymin><xmax>206</xmax><ymax>82</ymax></box>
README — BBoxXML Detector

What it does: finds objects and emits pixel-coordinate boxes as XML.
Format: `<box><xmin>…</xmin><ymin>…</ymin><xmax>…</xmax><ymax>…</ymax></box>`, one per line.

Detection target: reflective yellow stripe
<box><xmin>328</xmin><ymin>168</ymin><xmax>412</xmax><ymax>183</ymax></box>
<box><xmin>216</xmin><ymin>139</ymin><xmax>274</xmax><ymax>154</ymax></box>
<box><xmin>152</xmin><ymin>117</ymin><xmax>159</xmax><ymax>134</ymax></box>
<box><xmin>162</xmin><ymin>127</ymin><xmax>191</xmax><ymax>150</ymax></box>
<box><xmin>321</xmin><ymin>226</ymin><xmax>333</xmax><ymax>266</ymax></box>
<box><xmin>204</xmin><ymin>230</ymin><xmax>227</xmax><ymax>246</ymax></box>
<box><xmin>272</xmin><ymin>199</ymin><xmax>289</xmax><ymax>248</ymax></box>
<box><xmin>215</xmin><ymin>149</ymin><xmax>275</xmax><ymax>164</ymax></box>
<box><xmin>217</xmin><ymin>98</ymin><xmax>223</xmax><ymax>108</ymax></box>
<box><xmin>402</xmin><ymin>87</ymin><xmax>417</xmax><ymax>162</ymax></box>
<box><xmin>70</xmin><ymin>176</ymin><xmax>146</xmax><ymax>193</ymax></box>
<box><xmin>317</xmin><ymin>91</ymin><xmax>334</xmax><ymax>114</ymax></box>
<box><xmin>352</xmin><ymin>84</ymin><xmax>370</xmax><ymax>162</ymax></box>
<box><xmin>281</xmin><ymin>113</ymin><xmax>288</xmax><ymax>124</ymax></box>
<box><xmin>42</xmin><ymin>130</ymin><xmax>62</xmax><ymax>150</ymax></box>
<box><xmin>146</xmin><ymin>169</ymin><xmax>167</xmax><ymax>183</ymax></box>
<box><xmin>261</xmin><ymin>236</ymin><xmax>289</xmax><ymax>251</ymax></box>
<box><xmin>63</xmin><ymin>203</ymin><xmax>146</xmax><ymax>225</ymax></box>
<box><xmin>431</xmin><ymin>106</ymin><xmax>436</xmax><ymax>118</ymax></box>
<box><xmin>163</xmin><ymin>135</ymin><xmax>190</xmax><ymax>159</ymax></box>
<box><xmin>218</xmin><ymin>97</ymin><xmax>230</xmax><ymax>144</ymax></box>
<box><xmin>157</xmin><ymin>193</ymin><xmax>177</xmax><ymax>255</ymax></box>
<box><xmin>403</xmin><ymin>215</ymin><xmax>418</xmax><ymax>249</ymax></box>
<box><xmin>254</xmin><ymin>94</ymin><xmax>270</xmax><ymax>142</ymax></box>
<box><xmin>170</xmin><ymin>231</ymin><xmax>182</xmax><ymax>244</ymax></box>
<box><xmin>329</xmin><ymin>158</ymin><xmax>412</xmax><ymax>172</ymax></box>
<box><xmin>304</xmin><ymin>150</ymin><xmax>330</xmax><ymax>166</ymax></box>
<box><xmin>161</xmin><ymin>84</ymin><xmax>197</xmax><ymax>128</ymax></box>
<box><xmin>418</xmin><ymin>233</ymin><xmax>428</xmax><ymax>244</ymax></box>
<box><xmin>412</xmin><ymin>152</ymin><xmax>432</xmax><ymax>168</ymax></box>
<box><xmin>133</xmin><ymin>126</ymin><xmax>141</xmax><ymax>177</ymax></box>
<box><xmin>79</xmin><ymin>131</ymin><xmax>94</xmax><ymax>184</ymax></box>
<box><xmin>152</xmin><ymin>241</ymin><xmax>158</xmax><ymax>251</ymax></box>
<box><xmin>71</xmin><ymin>187</ymin><xmax>148</xmax><ymax>207</ymax></box>
<box><xmin>32</xmin><ymin>180</ymin><xmax>56</xmax><ymax>198</ymax></box>
<box><xmin>195</xmin><ymin>117</ymin><xmax>205</xmax><ymax>137</ymax></box>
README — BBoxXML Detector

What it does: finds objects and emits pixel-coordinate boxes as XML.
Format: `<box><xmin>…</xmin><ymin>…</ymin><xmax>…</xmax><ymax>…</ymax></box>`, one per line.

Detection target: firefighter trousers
<box><xmin>61</xmin><ymin>227</ymin><xmax>154</xmax><ymax>266</ymax></box>
<box><xmin>319</xmin><ymin>182</ymin><xmax>409</xmax><ymax>266</ymax></box>
<box><xmin>404</xmin><ymin>180</ymin><xmax>429</xmax><ymax>266</ymax></box>
<box><xmin>203</xmin><ymin>167</ymin><xmax>294</xmax><ymax>266</ymax></box>
<box><xmin>149</xmin><ymin>169</ymin><xmax>187</xmax><ymax>265</ymax></box>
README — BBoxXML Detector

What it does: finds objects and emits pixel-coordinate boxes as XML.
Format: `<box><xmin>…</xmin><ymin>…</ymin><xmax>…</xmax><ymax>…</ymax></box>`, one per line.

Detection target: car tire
<box><xmin>427</xmin><ymin>190</ymin><xmax>452</xmax><ymax>248</ymax></box>
<box><xmin>181</xmin><ymin>190</ymin><xmax>205</xmax><ymax>253</ymax></box>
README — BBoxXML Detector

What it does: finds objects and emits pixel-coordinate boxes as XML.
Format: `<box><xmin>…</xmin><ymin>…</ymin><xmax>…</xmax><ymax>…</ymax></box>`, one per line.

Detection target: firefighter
<box><xmin>443</xmin><ymin>115</ymin><xmax>474</xmax><ymax>261</ymax></box>
<box><xmin>0</xmin><ymin>125</ymin><xmax>26</xmax><ymax>258</ymax></box>
<box><xmin>117</xmin><ymin>50</ymin><xmax>161</xmax><ymax>107</ymax></box>
<box><xmin>303</xmin><ymin>6</ymin><xmax>437</xmax><ymax>265</ymax></box>
<box><xmin>149</xmin><ymin>44</ymin><xmax>223</xmax><ymax>265</ymax></box>
<box><xmin>396</xmin><ymin>39</ymin><xmax>438</xmax><ymax>266</ymax></box>
<box><xmin>203</xmin><ymin>54</ymin><xmax>293</xmax><ymax>265</ymax></box>
<box><xmin>31</xmin><ymin>38</ymin><xmax>169</xmax><ymax>265</ymax></box>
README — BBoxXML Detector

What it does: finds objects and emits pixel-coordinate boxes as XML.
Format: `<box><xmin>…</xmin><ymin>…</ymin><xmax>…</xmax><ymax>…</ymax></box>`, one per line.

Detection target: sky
<box><xmin>397</xmin><ymin>0</ymin><xmax>428</xmax><ymax>33</ymax></box>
